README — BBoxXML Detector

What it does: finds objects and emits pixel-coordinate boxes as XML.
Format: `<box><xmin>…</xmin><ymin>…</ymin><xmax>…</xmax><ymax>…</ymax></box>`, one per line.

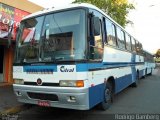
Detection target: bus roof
<box><xmin>143</xmin><ymin>50</ymin><xmax>154</xmax><ymax>55</ymax></box>
<box><xmin>23</xmin><ymin>3</ymin><xmax>100</xmax><ymax>20</ymax></box>
<box><xmin>22</xmin><ymin>3</ymin><xmax>136</xmax><ymax>42</ymax></box>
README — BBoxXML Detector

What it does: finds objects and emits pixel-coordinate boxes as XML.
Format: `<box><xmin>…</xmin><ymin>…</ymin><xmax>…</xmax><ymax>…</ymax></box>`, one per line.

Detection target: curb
<box><xmin>0</xmin><ymin>104</ymin><xmax>31</xmax><ymax>115</ymax></box>
<box><xmin>0</xmin><ymin>83</ymin><xmax>12</xmax><ymax>87</ymax></box>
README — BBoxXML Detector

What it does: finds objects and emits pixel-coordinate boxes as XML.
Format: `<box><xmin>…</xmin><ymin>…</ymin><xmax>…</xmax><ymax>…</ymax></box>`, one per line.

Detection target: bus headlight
<box><xmin>14</xmin><ymin>79</ymin><xmax>24</xmax><ymax>85</ymax></box>
<box><xmin>59</xmin><ymin>80</ymin><xmax>84</xmax><ymax>87</ymax></box>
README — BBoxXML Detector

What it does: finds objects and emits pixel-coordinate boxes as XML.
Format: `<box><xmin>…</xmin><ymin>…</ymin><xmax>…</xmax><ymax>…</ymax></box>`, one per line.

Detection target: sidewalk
<box><xmin>0</xmin><ymin>85</ymin><xmax>25</xmax><ymax>115</ymax></box>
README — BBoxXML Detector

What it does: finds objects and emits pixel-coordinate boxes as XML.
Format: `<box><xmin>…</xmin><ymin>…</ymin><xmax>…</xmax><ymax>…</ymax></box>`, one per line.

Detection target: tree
<box><xmin>73</xmin><ymin>0</ymin><xmax>134</xmax><ymax>27</ymax></box>
<box><xmin>155</xmin><ymin>49</ymin><xmax>160</xmax><ymax>58</ymax></box>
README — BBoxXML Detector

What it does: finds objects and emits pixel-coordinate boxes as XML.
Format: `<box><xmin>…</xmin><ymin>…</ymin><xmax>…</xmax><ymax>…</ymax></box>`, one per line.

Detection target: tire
<box><xmin>99</xmin><ymin>82</ymin><xmax>113</xmax><ymax>110</ymax></box>
<box><xmin>132</xmin><ymin>72</ymin><xmax>139</xmax><ymax>87</ymax></box>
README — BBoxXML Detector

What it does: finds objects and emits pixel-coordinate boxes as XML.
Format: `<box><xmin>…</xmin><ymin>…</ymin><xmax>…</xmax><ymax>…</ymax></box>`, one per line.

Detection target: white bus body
<box><xmin>13</xmin><ymin>3</ymin><xmax>155</xmax><ymax>110</ymax></box>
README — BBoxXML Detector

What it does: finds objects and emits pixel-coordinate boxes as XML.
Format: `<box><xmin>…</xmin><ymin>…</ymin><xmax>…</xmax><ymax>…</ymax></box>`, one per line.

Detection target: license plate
<box><xmin>38</xmin><ymin>100</ymin><xmax>50</xmax><ymax>107</ymax></box>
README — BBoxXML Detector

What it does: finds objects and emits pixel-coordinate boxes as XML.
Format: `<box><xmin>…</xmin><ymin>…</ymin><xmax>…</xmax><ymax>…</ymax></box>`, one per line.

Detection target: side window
<box><xmin>89</xmin><ymin>10</ymin><xmax>103</xmax><ymax>60</ymax></box>
<box><xmin>131</xmin><ymin>38</ymin><xmax>136</xmax><ymax>52</ymax></box>
<box><xmin>93</xmin><ymin>18</ymin><xmax>103</xmax><ymax>60</ymax></box>
<box><xmin>139</xmin><ymin>43</ymin><xmax>143</xmax><ymax>55</ymax></box>
<box><xmin>117</xmin><ymin>27</ymin><xmax>126</xmax><ymax>49</ymax></box>
<box><xmin>135</xmin><ymin>40</ymin><xmax>140</xmax><ymax>54</ymax></box>
<box><xmin>105</xmin><ymin>19</ymin><xmax>117</xmax><ymax>47</ymax></box>
<box><xmin>125</xmin><ymin>34</ymin><xmax>131</xmax><ymax>51</ymax></box>
<box><xmin>94</xmin><ymin>19</ymin><xmax>103</xmax><ymax>49</ymax></box>
<box><xmin>121</xmin><ymin>31</ymin><xmax>126</xmax><ymax>49</ymax></box>
<box><xmin>137</xmin><ymin>42</ymin><xmax>143</xmax><ymax>55</ymax></box>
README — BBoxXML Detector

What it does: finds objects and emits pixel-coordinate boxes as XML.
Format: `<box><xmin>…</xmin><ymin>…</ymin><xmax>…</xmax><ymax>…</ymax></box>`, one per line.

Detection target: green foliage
<box><xmin>73</xmin><ymin>0</ymin><xmax>134</xmax><ymax>27</ymax></box>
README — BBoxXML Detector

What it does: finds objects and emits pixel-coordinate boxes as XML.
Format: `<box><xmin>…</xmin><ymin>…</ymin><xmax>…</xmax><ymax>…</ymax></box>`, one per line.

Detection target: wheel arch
<box><xmin>105</xmin><ymin>76</ymin><xmax>115</xmax><ymax>94</ymax></box>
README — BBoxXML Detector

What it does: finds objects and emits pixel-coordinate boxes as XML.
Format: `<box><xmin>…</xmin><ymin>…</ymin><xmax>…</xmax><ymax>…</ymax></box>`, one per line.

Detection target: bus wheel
<box><xmin>132</xmin><ymin>72</ymin><xmax>139</xmax><ymax>87</ymax></box>
<box><xmin>99</xmin><ymin>82</ymin><xmax>113</xmax><ymax>110</ymax></box>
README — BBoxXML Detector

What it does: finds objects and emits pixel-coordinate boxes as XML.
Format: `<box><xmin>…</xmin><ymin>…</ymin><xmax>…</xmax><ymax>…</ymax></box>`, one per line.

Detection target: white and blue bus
<box><xmin>143</xmin><ymin>50</ymin><xmax>155</xmax><ymax>75</ymax></box>
<box><xmin>13</xmin><ymin>3</ymin><xmax>154</xmax><ymax>110</ymax></box>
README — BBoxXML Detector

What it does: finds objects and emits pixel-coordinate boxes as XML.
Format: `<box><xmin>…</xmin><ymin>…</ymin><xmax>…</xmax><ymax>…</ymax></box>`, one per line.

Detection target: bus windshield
<box><xmin>15</xmin><ymin>9</ymin><xmax>86</xmax><ymax>63</ymax></box>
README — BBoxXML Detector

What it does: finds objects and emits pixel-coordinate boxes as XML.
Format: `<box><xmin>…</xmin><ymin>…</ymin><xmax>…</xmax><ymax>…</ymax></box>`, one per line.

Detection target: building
<box><xmin>0</xmin><ymin>0</ymin><xmax>43</xmax><ymax>85</ymax></box>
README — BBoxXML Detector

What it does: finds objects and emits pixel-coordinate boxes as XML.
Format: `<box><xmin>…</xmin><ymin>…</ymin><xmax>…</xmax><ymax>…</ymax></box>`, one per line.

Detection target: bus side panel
<box><xmin>113</xmin><ymin>66</ymin><xmax>133</xmax><ymax>94</ymax></box>
<box><xmin>88</xmin><ymin>83</ymin><xmax>105</xmax><ymax>108</ymax></box>
<box><xmin>88</xmin><ymin>67</ymin><xmax>133</xmax><ymax>108</ymax></box>
<box><xmin>103</xmin><ymin>46</ymin><xmax>132</xmax><ymax>63</ymax></box>
<box><xmin>139</xmin><ymin>69</ymin><xmax>144</xmax><ymax>78</ymax></box>
<box><xmin>131</xmin><ymin>66</ymin><xmax>136</xmax><ymax>83</ymax></box>
<box><xmin>115</xmin><ymin>73</ymin><xmax>132</xmax><ymax>94</ymax></box>
<box><xmin>136</xmin><ymin>64</ymin><xmax>145</xmax><ymax>78</ymax></box>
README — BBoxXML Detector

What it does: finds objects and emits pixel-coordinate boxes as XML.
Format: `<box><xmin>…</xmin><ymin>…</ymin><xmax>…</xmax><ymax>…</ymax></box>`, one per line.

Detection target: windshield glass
<box><xmin>16</xmin><ymin>16</ymin><xmax>44</xmax><ymax>62</ymax></box>
<box><xmin>15</xmin><ymin>9</ymin><xmax>86</xmax><ymax>63</ymax></box>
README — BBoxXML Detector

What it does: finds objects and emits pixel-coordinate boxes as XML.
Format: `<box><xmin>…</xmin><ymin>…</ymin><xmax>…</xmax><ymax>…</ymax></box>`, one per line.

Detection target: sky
<box><xmin>126</xmin><ymin>0</ymin><xmax>160</xmax><ymax>53</ymax></box>
<box><xmin>28</xmin><ymin>0</ymin><xmax>160</xmax><ymax>53</ymax></box>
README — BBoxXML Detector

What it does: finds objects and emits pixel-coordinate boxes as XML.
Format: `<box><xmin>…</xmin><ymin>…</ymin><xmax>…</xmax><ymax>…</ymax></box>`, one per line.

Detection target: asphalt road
<box><xmin>8</xmin><ymin>68</ymin><xmax>160</xmax><ymax>120</ymax></box>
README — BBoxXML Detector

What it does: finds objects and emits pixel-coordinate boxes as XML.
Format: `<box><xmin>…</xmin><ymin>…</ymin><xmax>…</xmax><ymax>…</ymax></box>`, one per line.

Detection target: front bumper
<box><xmin>13</xmin><ymin>84</ymin><xmax>89</xmax><ymax>110</ymax></box>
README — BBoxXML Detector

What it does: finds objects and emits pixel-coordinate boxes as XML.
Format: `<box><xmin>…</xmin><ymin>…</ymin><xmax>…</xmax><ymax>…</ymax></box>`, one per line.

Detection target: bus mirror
<box><xmin>93</xmin><ymin>17</ymin><xmax>100</xmax><ymax>36</ymax></box>
<box><xmin>25</xmin><ymin>18</ymin><xmax>37</xmax><ymax>28</ymax></box>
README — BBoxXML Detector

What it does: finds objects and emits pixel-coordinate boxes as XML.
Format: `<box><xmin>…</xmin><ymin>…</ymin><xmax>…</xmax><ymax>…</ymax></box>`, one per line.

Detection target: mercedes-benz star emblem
<box><xmin>37</xmin><ymin>78</ymin><xmax>42</xmax><ymax>86</ymax></box>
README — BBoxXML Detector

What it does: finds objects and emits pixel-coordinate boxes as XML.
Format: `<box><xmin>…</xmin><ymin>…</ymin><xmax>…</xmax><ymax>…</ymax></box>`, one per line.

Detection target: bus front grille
<box><xmin>27</xmin><ymin>92</ymin><xmax>58</xmax><ymax>101</ymax></box>
<box><xmin>24</xmin><ymin>82</ymin><xmax>59</xmax><ymax>86</ymax></box>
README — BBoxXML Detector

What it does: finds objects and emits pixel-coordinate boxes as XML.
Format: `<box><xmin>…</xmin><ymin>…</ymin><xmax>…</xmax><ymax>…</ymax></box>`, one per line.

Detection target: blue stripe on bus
<box><xmin>23</xmin><ymin>62</ymin><xmax>143</xmax><ymax>72</ymax></box>
<box><xmin>76</xmin><ymin>62</ymin><xmax>141</xmax><ymax>72</ymax></box>
<box><xmin>76</xmin><ymin>63</ymin><xmax>103</xmax><ymax>72</ymax></box>
<box><xmin>23</xmin><ymin>65</ymin><xmax>57</xmax><ymax>72</ymax></box>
